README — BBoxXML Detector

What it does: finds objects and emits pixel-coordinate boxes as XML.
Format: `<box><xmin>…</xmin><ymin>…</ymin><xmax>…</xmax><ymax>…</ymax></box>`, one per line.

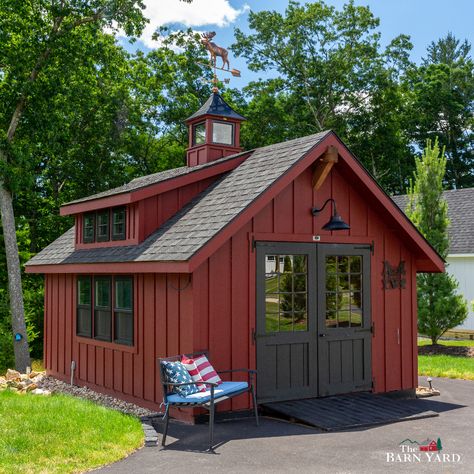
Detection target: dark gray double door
<box><xmin>256</xmin><ymin>242</ymin><xmax>372</xmax><ymax>403</ymax></box>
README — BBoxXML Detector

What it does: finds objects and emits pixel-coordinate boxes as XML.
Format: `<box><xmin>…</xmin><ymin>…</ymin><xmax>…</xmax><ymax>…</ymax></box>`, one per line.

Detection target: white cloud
<box><xmin>140</xmin><ymin>0</ymin><xmax>249</xmax><ymax>48</ymax></box>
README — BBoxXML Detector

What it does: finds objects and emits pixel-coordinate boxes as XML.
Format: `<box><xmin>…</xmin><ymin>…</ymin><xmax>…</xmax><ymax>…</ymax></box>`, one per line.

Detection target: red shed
<box><xmin>26</xmin><ymin>93</ymin><xmax>444</xmax><ymax>420</ymax></box>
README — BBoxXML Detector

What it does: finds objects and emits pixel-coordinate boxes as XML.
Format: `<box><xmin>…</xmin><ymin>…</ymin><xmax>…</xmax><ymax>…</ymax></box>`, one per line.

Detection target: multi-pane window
<box><xmin>265</xmin><ymin>254</ymin><xmax>308</xmax><ymax>332</ymax></box>
<box><xmin>114</xmin><ymin>277</ymin><xmax>134</xmax><ymax>346</ymax></box>
<box><xmin>96</xmin><ymin>210</ymin><xmax>110</xmax><ymax>242</ymax></box>
<box><xmin>212</xmin><ymin>121</ymin><xmax>234</xmax><ymax>145</ymax></box>
<box><xmin>325</xmin><ymin>255</ymin><xmax>362</xmax><ymax>328</ymax></box>
<box><xmin>77</xmin><ymin>276</ymin><xmax>92</xmax><ymax>337</ymax></box>
<box><xmin>82</xmin><ymin>207</ymin><xmax>126</xmax><ymax>243</ymax></box>
<box><xmin>83</xmin><ymin>214</ymin><xmax>95</xmax><ymax>243</ymax></box>
<box><xmin>76</xmin><ymin>275</ymin><xmax>134</xmax><ymax>346</ymax></box>
<box><xmin>112</xmin><ymin>207</ymin><xmax>126</xmax><ymax>241</ymax></box>
<box><xmin>193</xmin><ymin>122</ymin><xmax>206</xmax><ymax>145</ymax></box>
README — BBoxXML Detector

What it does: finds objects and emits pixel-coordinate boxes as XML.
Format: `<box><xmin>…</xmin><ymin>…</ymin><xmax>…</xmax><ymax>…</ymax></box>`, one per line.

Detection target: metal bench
<box><xmin>158</xmin><ymin>351</ymin><xmax>259</xmax><ymax>451</ymax></box>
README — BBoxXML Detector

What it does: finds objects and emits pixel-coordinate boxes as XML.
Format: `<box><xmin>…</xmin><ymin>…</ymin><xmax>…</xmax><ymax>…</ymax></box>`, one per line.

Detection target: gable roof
<box><xmin>186</xmin><ymin>92</ymin><xmax>246</xmax><ymax>122</ymax></box>
<box><xmin>26</xmin><ymin>132</ymin><xmax>329</xmax><ymax>267</ymax></box>
<box><xmin>26</xmin><ymin>130</ymin><xmax>445</xmax><ymax>273</ymax></box>
<box><xmin>392</xmin><ymin>188</ymin><xmax>474</xmax><ymax>255</ymax></box>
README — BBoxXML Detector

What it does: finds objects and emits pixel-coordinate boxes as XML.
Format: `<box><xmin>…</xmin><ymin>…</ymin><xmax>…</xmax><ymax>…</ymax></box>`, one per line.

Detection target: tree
<box><xmin>0</xmin><ymin>5</ymin><xmax>200</xmax><ymax>372</ymax></box>
<box><xmin>406</xmin><ymin>139</ymin><xmax>468</xmax><ymax>344</ymax></box>
<box><xmin>404</xmin><ymin>34</ymin><xmax>474</xmax><ymax>188</ymax></box>
<box><xmin>0</xmin><ymin>0</ymin><xmax>147</xmax><ymax>371</ymax></box>
<box><xmin>232</xmin><ymin>0</ymin><xmax>414</xmax><ymax>192</ymax></box>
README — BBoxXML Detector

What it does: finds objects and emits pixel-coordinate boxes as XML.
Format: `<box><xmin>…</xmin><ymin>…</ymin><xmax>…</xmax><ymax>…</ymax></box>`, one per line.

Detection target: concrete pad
<box><xmin>97</xmin><ymin>377</ymin><xmax>473</xmax><ymax>473</ymax></box>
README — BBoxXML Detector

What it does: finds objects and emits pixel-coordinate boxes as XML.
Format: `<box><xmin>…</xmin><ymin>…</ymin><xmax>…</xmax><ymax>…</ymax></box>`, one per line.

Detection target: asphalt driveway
<box><xmin>98</xmin><ymin>377</ymin><xmax>473</xmax><ymax>473</ymax></box>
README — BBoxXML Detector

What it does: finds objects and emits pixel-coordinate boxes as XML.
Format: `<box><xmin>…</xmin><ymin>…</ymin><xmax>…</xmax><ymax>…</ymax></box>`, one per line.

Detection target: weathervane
<box><xmin>199</xmin><ymin>32</ymin><xmax>241</xmax><ymax>92</ymax></box>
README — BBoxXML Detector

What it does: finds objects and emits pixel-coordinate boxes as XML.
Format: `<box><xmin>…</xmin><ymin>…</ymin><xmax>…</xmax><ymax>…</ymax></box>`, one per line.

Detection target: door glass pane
<box><xmin>326</xmin><ymin>255</ymin><xmax>364</xmax><ymax>328</ymax></box>
<box><xmin>265</xmin><ymin>253</ymin><xmax>308</xmax><ymax>332</ymax></box>
<box><xmin>350</xmin><ymin>291</ymin><xmax>362</xmax><ymax>326</ymax></box>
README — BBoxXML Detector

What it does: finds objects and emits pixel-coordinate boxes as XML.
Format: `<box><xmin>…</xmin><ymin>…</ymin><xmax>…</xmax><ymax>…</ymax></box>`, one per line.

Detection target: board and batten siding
<box><xmin>192</xmin><ymin>164</ymin><xmax>418</xmax><ymax>411</ymax></box>
<box><xmin>446</xmin><ymin>255</ymin><xmax>474</xmax><ymax>330</ymax></box>
<box><xmin>44</xmin><ymin>273</ymin><xmax>194</xmax><ymax>418</ymax></box>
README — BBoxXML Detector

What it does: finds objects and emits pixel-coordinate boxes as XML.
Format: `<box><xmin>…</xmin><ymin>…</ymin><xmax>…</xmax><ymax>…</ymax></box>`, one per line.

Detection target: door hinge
<box><xmin>372</xmin><ymin>379</ymin><xmax>375</xmax><ymax>389</ymax></box>
<box><xmin>371</xmin><ymin>322</ymin><xmax>375</xmax><ymax>336</ymax></box>
<box><xmin>251</xmin><ymin>328</ymin><xmax>256</xmax><ymax>345</ymax></box>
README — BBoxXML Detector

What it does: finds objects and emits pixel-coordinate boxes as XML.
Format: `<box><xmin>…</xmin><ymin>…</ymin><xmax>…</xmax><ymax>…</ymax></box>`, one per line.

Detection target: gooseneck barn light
<box><xmin>311</xmin><ymin>198</ymin><xmax>350</xmax><ymax>231</ymax></box>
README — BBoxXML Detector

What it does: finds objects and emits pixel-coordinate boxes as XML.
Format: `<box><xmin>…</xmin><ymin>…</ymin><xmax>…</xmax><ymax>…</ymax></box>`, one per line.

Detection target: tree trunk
<box><xmin>0</xmin><ymin>173</ymin><xmax>30</xmax><ymax>371</ymax></box>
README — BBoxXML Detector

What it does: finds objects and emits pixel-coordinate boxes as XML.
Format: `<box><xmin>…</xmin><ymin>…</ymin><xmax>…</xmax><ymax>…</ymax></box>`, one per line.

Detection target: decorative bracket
<box><xmin>312</xmin><ymin>145</ymin><xmax>338</xmax><ymax>190</ymax></box>
<box><xmin>383</xmin><ymin>261</ymin><xmax>406</xmax><ymax>289</ymax></box>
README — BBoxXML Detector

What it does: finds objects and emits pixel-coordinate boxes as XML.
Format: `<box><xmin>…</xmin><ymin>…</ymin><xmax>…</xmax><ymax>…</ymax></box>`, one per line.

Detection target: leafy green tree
<box><xmin>0</xmin><ymin>0</ymin><xmax>148</xmax><ymax>371</ymax></box>
<box><xmin>232</xmin><ymin>0</ymin><xmax>414</xmax><ymax>192</ymax></box>
<box><xmin>406</xmin><ymin>139</ymin><xmax>468</xmax><ymax>344</ymax></box>
<box><xmin>404</xmin><ymin>33</ymin><xmax>474</xmax><ymax>188</ymax></box>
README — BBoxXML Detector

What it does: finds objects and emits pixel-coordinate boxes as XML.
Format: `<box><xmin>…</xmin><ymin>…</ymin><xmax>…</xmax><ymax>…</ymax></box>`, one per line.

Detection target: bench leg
<box><xmin>251</xmin><ymin>384</ymin><xmax>259</xmax><ymax>426</ymax></box>
<box><xmin>208</xmin><ymin>400</ymin><xmax>215</xmax><ymax>451</ymax></box>
<box><xmin>162</xmin><ymin>406</ymin><xmax>170</xmax><ymax>447</ymax></box>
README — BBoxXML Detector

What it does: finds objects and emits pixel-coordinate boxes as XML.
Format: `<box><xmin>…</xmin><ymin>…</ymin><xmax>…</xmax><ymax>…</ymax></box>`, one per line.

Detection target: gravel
<box><xmin>38</xmin><ymin>376</ymin><xmax>160</xmax><ymax>419</ymax></box>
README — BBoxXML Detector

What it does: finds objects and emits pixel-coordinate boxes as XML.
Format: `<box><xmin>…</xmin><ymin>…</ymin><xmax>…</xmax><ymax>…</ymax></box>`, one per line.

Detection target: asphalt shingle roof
<box><xmin>27</xmin><ymin>132</ymin><xmax>330</xmax><ymax>266</ymax></box>
<box><xmin>392</xmin><ymin>188</ymin><xmax>474</xmax><ymax>255</ymax></box>
<box><xmin>64</xmin><ymin>151</ymin><xmax>249</xmax><ymax>206</ymax></box>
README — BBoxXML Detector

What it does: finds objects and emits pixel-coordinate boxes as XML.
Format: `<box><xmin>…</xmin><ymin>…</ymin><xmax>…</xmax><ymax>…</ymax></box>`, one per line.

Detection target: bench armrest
<box><xmin>162</xmin><ymin>380</ymin><xmax>219</xmax><ymax>388</ymax></box>
<box><xmin>218</xmin><ymin>368</ymin><xmax>257</xmax><ymax>375</ymax></box>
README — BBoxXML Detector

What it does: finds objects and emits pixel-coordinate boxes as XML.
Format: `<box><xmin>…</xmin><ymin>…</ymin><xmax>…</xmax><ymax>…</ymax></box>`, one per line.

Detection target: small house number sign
<box><xmin>383</xmin><ymin>260</ymin><xmax>406</xmax><ymax>289</ymax></box>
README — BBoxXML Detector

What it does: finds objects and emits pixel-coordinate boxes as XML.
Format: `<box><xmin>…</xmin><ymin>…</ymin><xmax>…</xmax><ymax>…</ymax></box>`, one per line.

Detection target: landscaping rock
<box><xmin>5</xmin><ymin>369</ymin><xmax>21</xmax><ymax>381</ymax></box>
<box><xmin>25</xmin><ymin>383</ymin><xmax>38</xmax><ymax>392</ymax></box>
<box><xmin>38</xmin><ymin>376</ymin><xmax>156</xmax><ymax>418</ymax></box>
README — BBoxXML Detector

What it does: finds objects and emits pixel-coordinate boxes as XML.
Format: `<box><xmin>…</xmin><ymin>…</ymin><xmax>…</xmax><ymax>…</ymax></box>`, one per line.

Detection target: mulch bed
<box><xmin>418</xmin><ymin>344</ymin><xmax>474</xmax><ymax>357</ymax></box>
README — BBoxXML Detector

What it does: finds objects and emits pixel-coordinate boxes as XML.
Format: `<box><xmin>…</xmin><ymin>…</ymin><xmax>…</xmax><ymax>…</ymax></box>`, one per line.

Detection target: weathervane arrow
<box><xmin>199</xmin><ymin>31</ymin><xmax>241</xmax><ymax>91</ymax></box>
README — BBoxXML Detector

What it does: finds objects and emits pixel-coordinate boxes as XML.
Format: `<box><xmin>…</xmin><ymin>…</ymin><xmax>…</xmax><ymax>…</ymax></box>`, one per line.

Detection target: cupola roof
<box><xmin>186</xmin><ymin>92</ymin><xmax>246</xmax><ymax>122</ymax></box>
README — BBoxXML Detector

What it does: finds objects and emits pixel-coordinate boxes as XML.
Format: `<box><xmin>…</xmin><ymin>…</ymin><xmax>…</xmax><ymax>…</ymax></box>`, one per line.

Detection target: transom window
<box><xmin>265</xmin><ymin>254</ymin><xmax>308</xmax><ymax>332</ymax></box>
<box><xmin>76</xmin><ymin>275</ymin><xmax>134</xmax><ymax>346</ymax></box>
<box><xmin>325</xmin><ymin>256</ymin><xmax>362</xmax><ymax>328</ymax></box>
<box><xmin>212</xmin><ymin>121</ymin><xmax>234</xmax><ymax>145</ymax></box>
<box><xmin>82</xmin><ymin>207</ymin><xmax>126</xmax><ymax>243</ymax></box>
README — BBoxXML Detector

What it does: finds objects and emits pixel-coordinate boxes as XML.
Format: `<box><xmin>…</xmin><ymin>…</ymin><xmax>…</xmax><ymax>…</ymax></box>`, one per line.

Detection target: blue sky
<box><xmin>123</xmin><ymin>0</ymin><xmax>474</xmax><ymax>88</ymax></box>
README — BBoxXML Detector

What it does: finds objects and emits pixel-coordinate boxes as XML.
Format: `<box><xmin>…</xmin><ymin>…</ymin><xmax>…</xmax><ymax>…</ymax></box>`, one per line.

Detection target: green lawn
<box><xmin>418</xmin><ymin>354</ymin><xmax>474</xmax><ymax>380</ymax></box>
<box><xmin>0</xmin><ymin>390</ymin><xmax>143</xmax><ymax>474</ymax></box>
<box><xmin>418</xmin><ymin>338</ymin><xmax>474</xmax><ymax>347</ymax></box>
<box><xmin>418</xmin><ymin>338</ymin><xmax>474</xmax><ymax>380</ymax></box>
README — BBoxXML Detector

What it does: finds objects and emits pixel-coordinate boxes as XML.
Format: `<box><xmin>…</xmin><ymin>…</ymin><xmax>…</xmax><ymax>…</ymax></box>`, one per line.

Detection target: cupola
<box><xmin>185</xmin><ymin>92</ymin><xmax>246</xmax><ymax>167</ymax></box>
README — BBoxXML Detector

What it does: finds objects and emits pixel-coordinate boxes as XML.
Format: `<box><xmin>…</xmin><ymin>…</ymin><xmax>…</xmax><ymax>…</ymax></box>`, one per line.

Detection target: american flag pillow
<box><xmin>181</xmin><ymin>354</ymin><xmax>222</xmax><ymax>391</ymax></box>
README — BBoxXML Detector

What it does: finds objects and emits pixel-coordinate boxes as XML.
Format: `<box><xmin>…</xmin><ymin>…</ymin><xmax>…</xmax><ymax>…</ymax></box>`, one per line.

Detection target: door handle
<box><xmin>319</xmin><ymin>333</ymin><xmax>327</xmax><ymax>337</ymax></box>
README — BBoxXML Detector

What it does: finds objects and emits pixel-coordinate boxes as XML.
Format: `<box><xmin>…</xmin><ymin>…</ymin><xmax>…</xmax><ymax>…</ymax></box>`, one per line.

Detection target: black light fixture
<box><xmin>311</xmin><ymin>198</ymin><xmax>350</xmax><ymax>231</ymax></box>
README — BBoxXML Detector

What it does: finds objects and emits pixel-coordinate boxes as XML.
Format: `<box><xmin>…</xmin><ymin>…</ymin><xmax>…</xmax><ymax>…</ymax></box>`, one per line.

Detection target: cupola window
<box><xmin>193</xmin><ymin>122</ymin><xmax>206</xmax><ymax>145</ymax></box>
<box><xmin>212</xmin><ymin>121</ymin><xmax>234</xmax><ymax>145</ymax></box>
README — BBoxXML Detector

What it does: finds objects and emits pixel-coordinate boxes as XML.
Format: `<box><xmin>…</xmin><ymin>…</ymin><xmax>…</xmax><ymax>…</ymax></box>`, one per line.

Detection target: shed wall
<box><xmin>44</xmin><ymin>273</ymin><xmax>194</xmax><ymax>417</ymax></box>
<box><xmin>192</xmin><ymin>165</ymin><xmax>418</xmax><ymax>411</ymax></box>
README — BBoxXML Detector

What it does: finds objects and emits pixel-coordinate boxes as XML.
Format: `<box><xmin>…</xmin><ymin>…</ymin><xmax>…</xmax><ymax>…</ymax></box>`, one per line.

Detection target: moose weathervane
<box><xmin>199</xmin><ymin>31</ymin><xmax>241</xmax><ymax>91</ymax></box>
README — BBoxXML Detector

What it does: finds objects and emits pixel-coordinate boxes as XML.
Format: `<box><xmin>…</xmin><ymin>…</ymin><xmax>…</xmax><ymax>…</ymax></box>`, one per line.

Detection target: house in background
<box><xmin>26</xmin><ymin>93</ymin><xmax>444</xmax><ymax>420</ymax></box>
<box><xmin>393</xmin><ymin>188</ymin><xmax>474</xmax><ymax>332</ymax></box>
